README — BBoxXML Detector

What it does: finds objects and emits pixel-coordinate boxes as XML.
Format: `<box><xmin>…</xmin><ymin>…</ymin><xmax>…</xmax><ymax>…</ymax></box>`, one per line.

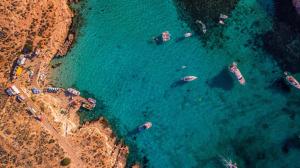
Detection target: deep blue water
<box><xmin>52</xmin><ymin>0</ymin><xmax>300</xmax><ymax>167</ymax></box>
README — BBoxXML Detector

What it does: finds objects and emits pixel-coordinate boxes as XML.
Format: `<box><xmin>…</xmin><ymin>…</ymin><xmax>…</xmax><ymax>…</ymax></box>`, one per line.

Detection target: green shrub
<box><xmin>60</xmin><ymin>157</ymin><xmax>71</xmax><ymax>166</ymax></box>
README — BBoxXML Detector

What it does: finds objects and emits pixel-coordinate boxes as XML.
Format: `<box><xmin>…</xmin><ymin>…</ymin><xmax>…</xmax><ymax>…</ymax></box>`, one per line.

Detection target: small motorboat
<box><xmin>138</xmin><ymin>122</ymin><xmax>152</xmax><ymax>132</ymax></box>
<box><xmin>162</xmin><ymin>31</ymin><xmax>171</xmax><ymax>42</ymax></box>
<box><xmin>153</xmin><ymin>31</ymin><xmax>171</xmax><ymax>45</ymax></box>
<box><xmin>229</xmin><ymin>62</ymin><xmax>245</xmax><ymax>85</ymax></box>
<box><xmin>184</xmin><ymin>32</ymin><xmax>192</xmax><ymax>38</ymax></box>
<box><xmin>220</xmin><ymin>14</ymin><xmax>229</xmax><ymax>19</ymax></box>
<box><xmin>219</xmin><ymin>14</ymin><xmax>228</xmax><ymax>25</ymax></box>
<box><xmin>182</xmin><ymin>76</ymin><xmax>198</xmax><ymax>82</ymax></box>
<box><xmin>284</xmin><ymin>72</ymin><xmax>300</xmax><ymax>89</ymax></box>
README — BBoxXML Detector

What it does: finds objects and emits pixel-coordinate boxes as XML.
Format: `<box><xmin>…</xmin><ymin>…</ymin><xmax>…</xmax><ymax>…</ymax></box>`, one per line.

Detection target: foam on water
<box><xmin>52</xmin><ymin>0</ymin><xmax>300</xmax><ymax>167</ymax></box>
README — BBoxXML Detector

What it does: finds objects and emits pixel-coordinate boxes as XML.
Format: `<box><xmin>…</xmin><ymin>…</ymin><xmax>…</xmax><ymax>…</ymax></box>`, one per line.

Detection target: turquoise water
<box><xmin>52</xmin><ymin>0</ymin><xmax>300</xmax><ymax>167</ymax></box>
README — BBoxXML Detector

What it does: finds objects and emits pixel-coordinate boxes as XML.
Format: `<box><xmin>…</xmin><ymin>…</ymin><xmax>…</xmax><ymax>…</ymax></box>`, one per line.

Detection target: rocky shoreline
<box><xmin>0</xmin><ymin>0</ymin><xmax>128</xmax><ymax>167</ymax></box>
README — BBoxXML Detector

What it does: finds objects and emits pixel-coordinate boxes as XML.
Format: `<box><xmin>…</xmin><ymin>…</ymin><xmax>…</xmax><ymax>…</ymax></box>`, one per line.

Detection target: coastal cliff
<box><xmin>0</xmin><ymin>0</ymin><xmax>128</xmax><ymax>167</ymax></box>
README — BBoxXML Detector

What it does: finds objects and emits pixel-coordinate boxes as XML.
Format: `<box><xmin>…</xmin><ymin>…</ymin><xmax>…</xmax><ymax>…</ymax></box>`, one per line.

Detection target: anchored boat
<box><xmin>184</xmin><ymin>32</ymin><xmax>192</xmax><ymax>38</ymax></box>
<box><xmin>229</xmin><ymin>62</ymin><xmax>245</xmax><ymax>85</ymax></box>
<box><xmin>153</xmin><ymin>31</ymin><xmax>171</xmax><ymax>45</ymax></box>
<box><xmin>182</xmin><ymin>76</ymin><xmax>198</xmax><ymax>82</ymax></box>
<box><xmin>82</xmin><ymin>98</ymin><xmax>97</xmax><ymax>110</ymax></box>
<box><xmin>285</xmin><ymin>72</ymin><xmax>300</xmax><ymax>89</ymax></box>
<box><xmin>138</xmin><ymin>122</ymin><xmax>152</xmax><ymax>132</ymax></box>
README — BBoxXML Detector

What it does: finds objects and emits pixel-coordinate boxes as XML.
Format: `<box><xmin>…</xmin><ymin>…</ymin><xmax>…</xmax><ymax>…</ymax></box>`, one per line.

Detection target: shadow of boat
<box><xmin>207</xmin><ymin>67</ymin><xmax>234</xmax><ymax>90</ymax></box>
<box><xmin>269</xmin><ymin>77</ymin><xmax>291</xmax><ymax>93</ymax></box>
<box><xmin>170</xmin><ymin>80</ymin><xmax>188</xmax><ymax>88</ymax></box>
<box><xmin>175</xmin><ymin>36</ymin><xmax>185</xmax><ymax>43</ymax></box>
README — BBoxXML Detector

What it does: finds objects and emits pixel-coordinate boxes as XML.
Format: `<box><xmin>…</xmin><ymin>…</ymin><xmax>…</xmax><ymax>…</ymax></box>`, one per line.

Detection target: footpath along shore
<box><xmin>0</xmin><ymin>0</ymin><xmax>128</xmax><ymax>167</ymax></box>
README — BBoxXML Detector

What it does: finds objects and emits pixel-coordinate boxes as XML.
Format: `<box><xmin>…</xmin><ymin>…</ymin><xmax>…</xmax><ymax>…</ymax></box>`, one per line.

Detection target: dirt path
<box><xmin>16</xmin><ymin>85</ymin><xmax>85</xmax><ymax>168</ymax></box>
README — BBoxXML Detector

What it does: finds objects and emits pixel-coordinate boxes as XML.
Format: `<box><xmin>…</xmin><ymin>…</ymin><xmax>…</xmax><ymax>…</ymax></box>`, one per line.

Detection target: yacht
<box><xmin>229</xmin><ymin>62</ymin><xmax>245</xmax><ymax>85</ymax></box>
<box><xmin>285</xmin><ymin>72</ymin><xmax>300</xmax><ymax>89</ymax></box>
<box><xmin>138</xmin><ymin>122</ymin><xmax>152</xmax><ymax>132</ymax></box>
<box><xmin>184</xmin><ymin>32</ymin><xmax>192</xmax><ymax>38</ymax></box>
<box><xmin>182</xmin><ymin>76</ymin><xmax>198</xmax><ymax>82</ymax></box>
<box><xmin>153</xmin><ymin>31</ymin><xmax>171</xmax><ymax>44</ymax></box>
<box><xmin>162</xmin><ymin>31</ymin><xmax>171</xmax><ymax>42</ymax></box>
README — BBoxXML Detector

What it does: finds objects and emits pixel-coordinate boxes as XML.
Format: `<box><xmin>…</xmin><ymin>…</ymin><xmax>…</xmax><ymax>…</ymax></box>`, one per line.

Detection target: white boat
<box><xmin>138</xmin><ymin>122</ymin><xmax>152</xmax><ymax>131</ymax></box>
<box><xmin>162</xmin><ymin>31</ymin><xmax>171</xmax><ymax>42</ymax></box>
<box><xmin>285</xmin><ymin>72</ymin><xmax>300</xmax><ymax>89</ymax></box>
<box><xmin>220</xmin><ymin>14</ymin><xmax>229</xmax><ymax>19</ymax></box>
<box><xmin>184</xmin><ymin>32</ymin><xmax>192</xmax><ymax>38</ymax></box>
<box><xmin>229</xmin><ymin>62</ymin><xmax>245</xmax><ymax>85</ymax></box>
<box><xmin>182</xmin><ymin>76</ymin><xmax>198</xmax><ymax>82</ymax></box>
<box><xmin>219</xmin><ymin>20</ymin><xmax>225</xmax><ymax>25</ymax></box>
<box><xmin>153</xmin><ymin>31</ymin><xmax>171</xmax><ymax>44</ymax></box>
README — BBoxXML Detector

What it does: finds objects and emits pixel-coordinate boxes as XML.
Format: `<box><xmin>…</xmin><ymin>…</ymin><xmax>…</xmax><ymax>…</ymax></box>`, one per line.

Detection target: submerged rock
<box><xmin>262</xmin><ymin>0</ymin><xmax>300</xmax><ymax>73</ymax></box>
<box><xmin>174</xmin><ymin>0</ymin><xmax>239</xmax><ymax>34</ymax></box>
<box><xmin>282</xmin><ymin>134</ymin><xmax>300</xmax><ymax>154</ymax></box>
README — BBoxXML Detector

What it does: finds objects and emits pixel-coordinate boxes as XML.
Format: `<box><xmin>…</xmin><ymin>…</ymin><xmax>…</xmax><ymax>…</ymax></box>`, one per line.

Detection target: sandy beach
<box><xmin>0</xmin><ymin>0</ymin><xmax>128</xmax><ymax>167</ymax></box>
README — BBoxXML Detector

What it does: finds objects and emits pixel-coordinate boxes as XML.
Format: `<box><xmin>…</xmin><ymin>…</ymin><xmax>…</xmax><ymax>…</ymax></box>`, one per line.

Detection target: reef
<box><xmin>263</xmin><ymin>0</ymin><xmax>300</xmax><ymax>73</ymax></box>
<box><xmin>173</xmin><ymin>0</ymin><xmax>239</xmax><ymax>35</ymax></box>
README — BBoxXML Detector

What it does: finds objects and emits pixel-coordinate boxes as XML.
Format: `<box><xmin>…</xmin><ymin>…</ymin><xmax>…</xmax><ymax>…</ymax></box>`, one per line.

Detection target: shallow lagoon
<box><xmin>52</xmin><ymin>0</ymin><xmax>300</xmax><ymax>167</ymax></box>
